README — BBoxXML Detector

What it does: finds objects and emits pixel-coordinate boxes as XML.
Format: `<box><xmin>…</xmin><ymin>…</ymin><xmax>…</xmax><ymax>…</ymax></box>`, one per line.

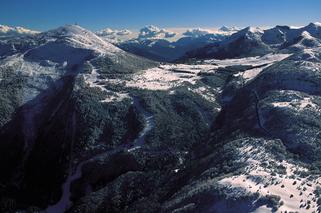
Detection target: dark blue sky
<box><xmin>1</xmin><ymin>0</ymin><xmax>321</xmax><ymax>31</ymax></box>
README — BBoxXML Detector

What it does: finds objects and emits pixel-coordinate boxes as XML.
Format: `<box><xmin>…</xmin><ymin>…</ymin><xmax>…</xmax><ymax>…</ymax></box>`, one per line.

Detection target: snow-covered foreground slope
<box><xmin>219</xmin><ymin>140</ymin><xmax>321</xmax><ymax>213</ymax></box>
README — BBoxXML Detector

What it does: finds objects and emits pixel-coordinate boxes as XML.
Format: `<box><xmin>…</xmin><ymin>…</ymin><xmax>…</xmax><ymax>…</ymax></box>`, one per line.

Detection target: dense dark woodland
<box><xmin>0</xmin><ymin>23</ymin><xmax>321</xmax><ymax>213</ymax></box>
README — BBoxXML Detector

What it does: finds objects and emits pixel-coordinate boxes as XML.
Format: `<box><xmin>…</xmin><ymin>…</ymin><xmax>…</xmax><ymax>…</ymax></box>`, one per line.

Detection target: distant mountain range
<box><xmin>92</xmin><ymin>25</ymin><xmax>237</xmax><ymax>62</ymax></box>
<box><xmin>115</xmin><ymin>26</ymin><xmax>238</xmax><ymax>62</ymax></box>
<box><xmin>94</xmin><ymin>23</ymin><xmax>321</xmax><ymax>62</ymax></box>
<box><xmin>184</xmin><ymin>22</ymin><xmax>321</xmax><ymax>60</ymax></box>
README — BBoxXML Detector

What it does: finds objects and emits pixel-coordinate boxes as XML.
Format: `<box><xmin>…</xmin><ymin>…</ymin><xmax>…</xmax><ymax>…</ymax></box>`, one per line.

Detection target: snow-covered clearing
<box><xmin>84</xmin><ymin>62</ymin><xmax>219</xmax><ymax>102</ymax></box>
<box><xmin>83</xmin><ymin>62</ymin><xmax>105</xmax><ymax>90</ymax></box>
<box><xmin>205</xmin><ymin>53</ymin><xmax>292</xmax><ymax>67</ymax></box>
<box><xmin>124</xmin><ymin>63</ymin><xmax>217</xmax><ymax>90</ymax></box>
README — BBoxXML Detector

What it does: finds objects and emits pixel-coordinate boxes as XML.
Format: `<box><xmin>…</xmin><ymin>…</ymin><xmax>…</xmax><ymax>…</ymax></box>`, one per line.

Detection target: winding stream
<box><xmin>44</xmin><ymin>96</ymin><xmax>155</xmax><ymax>213</ymax></box>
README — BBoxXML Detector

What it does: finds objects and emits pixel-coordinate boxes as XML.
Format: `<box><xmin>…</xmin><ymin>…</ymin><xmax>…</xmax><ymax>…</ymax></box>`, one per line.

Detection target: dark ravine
<box><xmin>43</xmin><ymin>96</ymin><xmax>155</xmax><ymax>213</ymax></box>
<box><xmin>44</xmin><ymin>112</ymin><xmax>77</xmax><ymax>213</ymax></box>
<box><xmin>131</xmin><ymin>96</ymin><xmax>155</xmax><ymax>147</ymax></box>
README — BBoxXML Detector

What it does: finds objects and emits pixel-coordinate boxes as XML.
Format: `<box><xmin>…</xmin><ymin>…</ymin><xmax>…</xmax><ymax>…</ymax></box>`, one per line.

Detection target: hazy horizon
<box><xmin>1</xmin><ymin>0</ymin><xmax>321</xmax><ymax>31</ymax></box>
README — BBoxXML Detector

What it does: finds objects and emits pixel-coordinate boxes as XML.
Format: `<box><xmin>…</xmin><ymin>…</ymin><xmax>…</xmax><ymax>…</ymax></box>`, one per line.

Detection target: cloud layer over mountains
<box><xmin>138</xmin><ymin>25</ymin><xmax>176</xmax><ymax>39</ymax></box>
<box><xmin>96</xmin><ymin>28</ymin><xmax>132</xmax><ymax>37</ymax></box>
<box><xmin>182</xmin><ymin>28</ymin><xmax>213</xmax><ymax>37</ymax></box>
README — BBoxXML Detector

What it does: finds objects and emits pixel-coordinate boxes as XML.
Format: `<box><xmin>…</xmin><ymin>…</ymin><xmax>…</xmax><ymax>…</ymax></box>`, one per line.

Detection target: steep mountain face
<box><xmin>287</xmin><ymin>31</ymin><xmax>321</xmax><ymax>53</ymax></box>
<box><xmin>303</xmin><ymin>22</ymin><xmax>321</xmax><ymax>39</ymax></box>
<box><xmin>261</xmin><ymin>25</ymin><xmax>292</xmax><ymax>46</ymax></box>
<box><xmin>1</xmin><ymin>23</ymin><xmax>321</xmax><ymax>213</ymax></box>
<box><xmin>185</xmin><ymin>27</ymin><xmax>272</xmax><ymax>60</ymax></box>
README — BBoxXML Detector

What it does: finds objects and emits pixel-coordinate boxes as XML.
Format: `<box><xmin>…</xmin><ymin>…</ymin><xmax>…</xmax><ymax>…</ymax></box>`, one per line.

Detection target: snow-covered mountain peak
<box><xmin>236</xmin><ymin>26</ymin><xmax>263</xmax><ymax>35</ymax></box>
<box><xmin>296</xmin><ymin>31</ymin><xmax>321</xmax><ymax>49</ymax></box>
<box><xmin>289</xmin><ymin>30</ymin><xmax>321</xmax><ymax>53</ymax></box>
<box><xmin>219</xmin><ymin>26</ymin><xmax>231</xmax><ymax>32</ymax></box>
<box><xmin>46</xmin><ymin>24</ymin><xmax>103</xmax><ymax>40</ymax></box>
<box><xmin>49</xmin><ymin>24</ymin><xmax>88</xmax><ymax>36</ymax></box>
<box><xmin>43</xmin><ymin>24</ymin><xmax>122</xmax><ymax>55</ymax></box>
<box><xmin>301</xmin><ymin>31</ymin><xmax>314</xmax><ymax>39</ymax></box>
<box><xmin>247</xmin><ymin>26</ymin><xmax>264</xmax><ymax>34</ymax></box>
<box><xmin>312</xmin><ymin>22</ymin><xmax>321</xmax><ymax>27</ymax></box>
<box><xmin>305</xmin><ymin>22</ymin><xmax>321</xmax><ymax>30</ymax></box>
<box><xmin>230</xmin><ymin>26</ymin><xmax>264</xmax><ymax>41</ymax></box>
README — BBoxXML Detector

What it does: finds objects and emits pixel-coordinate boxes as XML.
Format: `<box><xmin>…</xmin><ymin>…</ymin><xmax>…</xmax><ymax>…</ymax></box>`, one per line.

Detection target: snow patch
<box><xmin>189</xmin><ymin>86</ymin><xmax>218</xmax><ymax>103</ymax></box>
<box><xmin>271</xmin><ymin>97</ymin><xmax>319</xmax><ymax>112</ymax></box>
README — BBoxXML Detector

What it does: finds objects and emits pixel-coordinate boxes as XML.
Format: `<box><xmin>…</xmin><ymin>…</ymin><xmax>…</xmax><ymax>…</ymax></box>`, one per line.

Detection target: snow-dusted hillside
<box><xmin>38</xmin><ymin>25</ymin><xmax>123</xmax><ymax>56</ymax></box>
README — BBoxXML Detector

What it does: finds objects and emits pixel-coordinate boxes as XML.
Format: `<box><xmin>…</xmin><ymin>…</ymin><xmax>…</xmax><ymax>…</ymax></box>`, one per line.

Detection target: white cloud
<box><xmin>96</xmin><ymin>28</ymin><xmax>132</xmax><ymax>37</ymax></box>
<box><xmin>0</xmin><ymin>25</ymin><xmax>39</xmax><ymax>36</ymax></box>
<box><xmin>219</xmin><ymin>26</ymin><xmax>240</xmax><ymax>32</ymax></box>
<box><xmin>182</xmin><ymin>28</ymin><xmax>212</xmax><ymax>38</ymax></box>
<box><xmin>138</xmin><ymin>25</ymin><xmax>176</xmax><ymax>40</ymax></box>
<box><xmin>116</xmin><ymin>29</ymin><xmax>132</xmax><ymax>36</ymax></box>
